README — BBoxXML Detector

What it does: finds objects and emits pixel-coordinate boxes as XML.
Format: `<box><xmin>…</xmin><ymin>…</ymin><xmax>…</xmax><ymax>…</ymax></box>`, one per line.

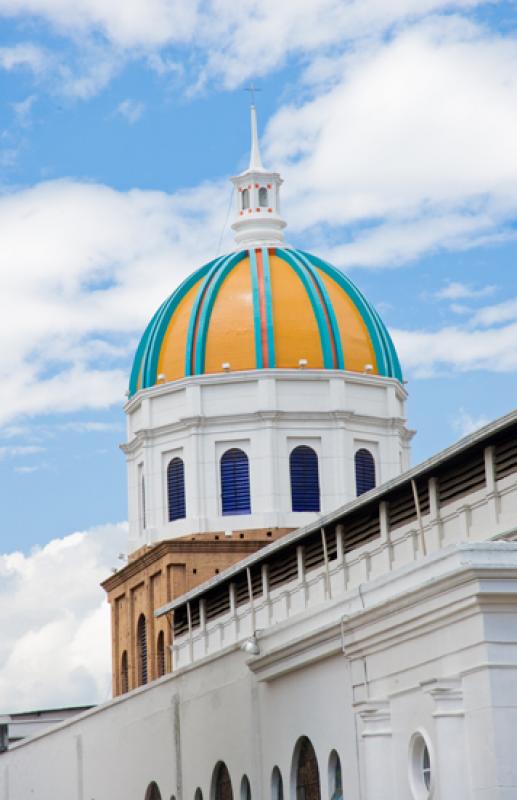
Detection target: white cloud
<box><xmin>264</xmin><ymin>16</ymin><xmax>517</xmax><ymax>266</ymax></box>
<box><xmin>434</xmin><ymin>281</ymin><xmax>496</xmax><ymax>301</ymax></box>
<box><xmin>115</xmin><ymin>98</ymin><xmax>145</xmax><ymax>124</ymax></box>
<box><xmin>58</xmin><ymin>420</ymin><xmax>124</xmax><ymax>433</ymax></box>
<box><xmin>452</xmin><ymin>407</ymin><xmax>490</xmax><ymax>437</ymax></box>
<box><xmin>14</xmin><ymin>463</ymin><xmax>47</xmax><ymax>473</ymax></box>
<box><xmin>0</xmin><ymin>522</ymin><xmax>127</xmax><ymax>712</ymax></box>
<box><xmin>0</xmin><ymin>0</ymin><xmax>482</xmax><ymax>53</ymax></box>
<box><xmin>0</xmin><ymin>178</ymin><xmax>230</xmax><ymax>427</ymax></box>
<box><xmin>0</xmin><ymin>445</ymin><xmax>44</xmax><ymax>459</ymax></box>
<box><xmin>471</xmin><ymin>297</ymin><xmax>517</xmax><ymax>327</ymax></box>
<box><xmin>0</xmin><ymin>43</ymin><xmax>48</xmax><ymax>73</ymax></box>
<box><xmin>393</xmin><ymin>320</ymin><xmax>517</xmax><ymax>377</ymax></box>
<box><xmin>12</xmin><ymin>94</ymin><xmax>37</xmax><ymax>126</ymax></box>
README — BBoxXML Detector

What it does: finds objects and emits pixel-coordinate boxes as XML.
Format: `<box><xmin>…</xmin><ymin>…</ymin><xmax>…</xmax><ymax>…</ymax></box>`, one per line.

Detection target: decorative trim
<box><xmin>249</xmin><ymin>248</ymin><xmax>264</xmax><ymax>368</ymax></box>
<box><xmin>194</xmin><ymin>250</ymin><xmax>247</xmax><ymax>374</ymax></box>
<box><xmin>293</xmin><ymin>248</ymin><xmax>344</xmax><ymax>369</ymax></box>
<box><xmin>262</xmin><ymin>248</ymin><xmax>276</xmax><ymax>367</ymax></box>
<box><xmin>278</xmin><ymin>248</ymin><xmax>335</xmax><ymax>368</ymax></box>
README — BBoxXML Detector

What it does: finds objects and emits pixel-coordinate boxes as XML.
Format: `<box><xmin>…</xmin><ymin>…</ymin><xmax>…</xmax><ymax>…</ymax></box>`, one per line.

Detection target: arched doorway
<box><xmin>293</xmin><ymin>737</ymin><xmax>321</xmax><ymax>800</ymax></box>
<box><xmin>145</xmin><ymin>782</ymin><xmax>162</xmax><ymax>800</ymax></box>
<box><xmin>212</xmin><ymin>761</ymin><xmax>233</xmax><ymax>800</ymax></box>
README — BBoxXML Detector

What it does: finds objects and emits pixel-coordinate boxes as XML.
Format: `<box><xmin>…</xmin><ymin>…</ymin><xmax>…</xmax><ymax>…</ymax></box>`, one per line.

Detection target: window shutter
<box><xmin>137</xmin><ymin>614</ymin><xmax>148</xmax><ymax>686</ymax></box>
<box><xmin>220</xmin><ymin>449</ymin><xmax>251</xmax><ymax>515</ymax></box>
<box><xmin>355</xmin><ymin>449</ymin><xmax>376</xmax><ymax>496</ymax></box>
<box><xmin>156</xmin><ymin>631</ymin><xmax>165</xmax><ymax>677</ymax></box>
<box><xmin>168</xmin><ymin>458</ymin><xmax>186</xmax><ymax>521</ymax></box>
<box><xmin>290</xmin><ymin>446</ymin><xmax>320</xmax><ymax>512</ymax></box>
<box><xmin>120</xmin><ymin>650</ymin><xmax>128</xmax><ymax>694</ymax></box>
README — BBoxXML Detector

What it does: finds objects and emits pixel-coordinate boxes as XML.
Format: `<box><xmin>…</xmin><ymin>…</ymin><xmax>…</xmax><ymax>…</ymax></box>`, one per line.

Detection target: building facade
<box><xmin>2</xmin><ymin>411</ymin><xmax>517</xmax><ymax>799</ymax></box>
<box><xmin>4</xmin><ymin>106</ymin><xmax>514</xmax><ymax>800</ymax></box>
<box><xmin>103</xmin><ymin>105</ymin><xmax>411</xmax><ymax>696</ymax></box>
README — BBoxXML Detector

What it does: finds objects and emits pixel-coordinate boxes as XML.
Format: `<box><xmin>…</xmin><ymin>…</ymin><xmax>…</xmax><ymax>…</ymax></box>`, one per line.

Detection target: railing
<box><xmin>172</xmin><ymin>437</ymin><xmax>517</xmax><ymax>670</ymax></box>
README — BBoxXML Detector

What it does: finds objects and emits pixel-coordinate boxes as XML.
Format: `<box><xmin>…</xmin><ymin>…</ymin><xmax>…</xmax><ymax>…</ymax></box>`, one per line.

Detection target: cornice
<box><xmin>246</xmin><ymin>556</ymin><xmax>517</xmax><ymax>681</ymax></box>
<box><xmin>124</xmin><ymin>368</ymin><xmax>408</xmax><ymax>414</ymax></box>
<box><xmin>101</xmin><ymin>537</ymin><xmax>268</xmax><ymax>593</ymax></box>
<box><xmin>122</xmin><ymin>410</ymin><xmax>410</xmax><ymax>453</ymax></box>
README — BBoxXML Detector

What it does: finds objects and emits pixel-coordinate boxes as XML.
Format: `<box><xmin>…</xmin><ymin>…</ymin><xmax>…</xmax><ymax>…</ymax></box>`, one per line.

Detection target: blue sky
<box><xmin>2</xmin><ymin>0</ymin><xmax>517</xmax><ymax>709</ymax></box>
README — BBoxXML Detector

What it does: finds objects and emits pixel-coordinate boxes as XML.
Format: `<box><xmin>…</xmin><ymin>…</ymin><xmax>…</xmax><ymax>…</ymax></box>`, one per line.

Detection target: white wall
<box><xmin>2</xmin><ymin>543</ymin><xmax>517</xmax><ymax>800</ymax></box>
<box><xmin>124</xmin><ymin>370</ymin><xmax>411</xmax><ymax>552</ymax></box>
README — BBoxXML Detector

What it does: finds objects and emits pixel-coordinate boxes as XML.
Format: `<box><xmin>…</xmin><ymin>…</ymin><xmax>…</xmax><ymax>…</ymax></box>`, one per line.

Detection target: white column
<box><xmin>422</xmin><ymin>679</ymin><xmax>470</xmax><ymax>800</ymax></box>
<box><xmin>359</xmin><ymin>701</ymin><xmax>393</xmax><ymax>800</ymax></box>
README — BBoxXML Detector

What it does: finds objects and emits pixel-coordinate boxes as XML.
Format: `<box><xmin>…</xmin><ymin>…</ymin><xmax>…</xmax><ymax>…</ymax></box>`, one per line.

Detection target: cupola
<box><xmin>230</xmin><ymin>105</ymin><xmax>287</xmax><ymax>248</ymax></box>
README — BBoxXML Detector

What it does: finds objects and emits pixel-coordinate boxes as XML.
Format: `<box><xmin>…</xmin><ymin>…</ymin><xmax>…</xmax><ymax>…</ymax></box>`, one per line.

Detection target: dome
<box><xmin>129</xmin><ymin>246</ymin><xmax>402</xmax><ymax>396</ymax></box>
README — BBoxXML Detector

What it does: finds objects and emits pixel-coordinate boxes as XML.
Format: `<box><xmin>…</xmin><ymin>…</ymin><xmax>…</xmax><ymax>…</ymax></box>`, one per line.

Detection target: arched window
<box><xmin>168</xmin><ymin>457</ymin><xmax>186</xmax><ymax>521</ymax></box>
<box><xmin>156</xmin><ymin>630</ymin><xmax>165</xmax><ymax>677</ymax></box>
<box><xmin>355</xmin><ymin>448</ymin><xmax>376</xmax><ymax>496</ymax></box>
<box><xmin>258</xmin><ymin>187</ymin><xmax>268</xmax><ymax>207</ymax></box>
<box><xmin>212</xmin><ymin>761</ymin><xmax>233</xmax><ymax>800</ymax></box>
<box><xmin>241</xmin><ymin>188</ymin><xmax>250</xmax><ymax>210</ymax></box>
<box><xmin>220</xmin><ymin>448</ymin><xmax>251</xmax><ymax>515</ymax></box>
<box><xmin>294</xmin><ymin>737</ymin><xmax>321</xmax><ymax>800</ymax></box>
<box><xmin>194</xmin><ymin>790</ymin><xmax>203</xmax><ymax>800</ymax></box>
<box><xmin>120</xmin><ymin>650</ymin><xmax>129</xmax><ymax>694</ymax></box>
<box><xmin>240</xmin><ymin>776</ymin><xmax>251</xmax><ymax>800</ymax></box>
<box><xmin>145</xmin><ymin>782</ymin><xmax>162</xmax><ymax>800</ymax></box>
<box><xmin>137</xmin><ymin>613</ymin><xmax>148</xmax><ymax>686</ymax></box>
<box><xmin>271</xmin><ymin>767</ymin><xmax>283</xmax><ymax>800</ymax></box>
<box><xmin>328</xmin><ymin>751</ymin><xmax>343</xmax><ymax>800</ymax></box>
<box><xmin>290</xmin><ymin>445</ymin><xmax>320</xmax><ymax>512</ymax></box>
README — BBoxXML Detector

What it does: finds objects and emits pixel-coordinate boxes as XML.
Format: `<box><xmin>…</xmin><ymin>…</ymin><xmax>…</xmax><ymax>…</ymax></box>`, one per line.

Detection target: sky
<box><xmin>2</xmin><ymin>0</ymin><xmax>517</xmax><ymax>710</ymax></box>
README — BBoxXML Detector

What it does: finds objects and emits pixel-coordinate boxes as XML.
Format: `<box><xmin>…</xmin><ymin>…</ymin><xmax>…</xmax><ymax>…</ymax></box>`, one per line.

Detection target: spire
<box><xmin>249</xmin><ymin>104</ymin><xmax>265</xmax><ymax>171</ymax></box>
<box><xmin>230</xmin><ymin>100</ymin><xmax>287</xmax><ymax>249</ymax></box>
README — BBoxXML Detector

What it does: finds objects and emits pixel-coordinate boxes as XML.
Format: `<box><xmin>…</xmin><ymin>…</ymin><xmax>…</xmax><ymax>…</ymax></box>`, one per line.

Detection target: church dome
<box><xmin>129</xmin><ymin>246</ymin><xmax>402</xmax><ymax>396</ymax></box>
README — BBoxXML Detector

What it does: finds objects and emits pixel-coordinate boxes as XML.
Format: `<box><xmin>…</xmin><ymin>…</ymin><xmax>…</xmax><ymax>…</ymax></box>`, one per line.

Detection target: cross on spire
<box><xmin>245</xmin><ymin>84</ymin><xmax>261</xmax><ymax>107</ymax></box>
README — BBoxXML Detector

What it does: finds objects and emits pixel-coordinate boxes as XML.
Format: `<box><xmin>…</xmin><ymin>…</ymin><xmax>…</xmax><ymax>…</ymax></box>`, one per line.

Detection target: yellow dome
<box><xmin>129</xmin><ymin>246</ymin><xmax>402</xmax><ymax>395</ymax></box>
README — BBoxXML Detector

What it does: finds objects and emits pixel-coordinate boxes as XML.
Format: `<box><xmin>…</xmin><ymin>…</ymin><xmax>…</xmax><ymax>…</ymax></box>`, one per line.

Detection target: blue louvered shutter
<box><xmin>290</xmin><ymin>445</ymin><xmax>320</xmax><ymax>512</ymax></box>
<box><xmin>168</xmin><ymin>457</ymin><xmax>186</xmax><ymax>521</ymax></box>
<box><xmin>221</xmin><ymin>448</ymin><xmax>251</xmax><ymax>515</ymax></box>
<box><xmin>355</xmin><ymin>448</ymin><xmax>376</xmax><ymax>496</ymax></box>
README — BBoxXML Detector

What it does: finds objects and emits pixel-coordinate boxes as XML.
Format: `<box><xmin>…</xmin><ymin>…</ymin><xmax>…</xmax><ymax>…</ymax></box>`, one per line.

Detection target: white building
<box><xmin>1</xmin><ymin>107</ymin><xmax>516</xmax><ymax>800</ymax></box>
<box><xmin>1</xmin><ymin>411</ymin><xmax>517</xmax><ymax>799</ymax></box>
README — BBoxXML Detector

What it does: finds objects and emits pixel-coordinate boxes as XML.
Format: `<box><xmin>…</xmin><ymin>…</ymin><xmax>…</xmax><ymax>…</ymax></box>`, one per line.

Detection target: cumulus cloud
<box><xmin>265</xmin><ymin>16</ymin><xmax>517</xmax><ymax>266</ymax></box>
<box><xmin>0</xmin><ymin>522</ymin><xmax>127</xmax><ymax>712</ymax></box>
<box><xmin>393</xmin><ymin>320</ymin><xmax>517</xmax><ymax>377</ymax></box>
<box><xmin>0</xmin><ymin>0</ymin><xmax>483</xmax><ymax>54</ymax></box>
<box><xmin>0</xmin><ymin>0</ymin><xmax>491</xmax><ymax>98</ymax></box>
<box><xmin>0</xmin><ymin>178</ymin><xmax>231</xmax><ymax>427</ymax></box>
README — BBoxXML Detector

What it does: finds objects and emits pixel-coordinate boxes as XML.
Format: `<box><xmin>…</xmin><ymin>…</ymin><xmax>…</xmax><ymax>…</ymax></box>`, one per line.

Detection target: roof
<box><xmin>129</xmin><ymin>246</ymin><xmax>402</xmax><ymax>396</ymax></box>
<box><xmin>156</xmin><ymin>406</ymin><xmax>517</xmax><ymax>619</ymax></box>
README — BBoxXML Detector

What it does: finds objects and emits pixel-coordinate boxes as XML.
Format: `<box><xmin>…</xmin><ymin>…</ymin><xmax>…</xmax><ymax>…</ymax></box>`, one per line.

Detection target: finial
<box><xmin>245</xmin><ymin>85</ymin><xmax>264</xmax><ymax>171</ymax></box>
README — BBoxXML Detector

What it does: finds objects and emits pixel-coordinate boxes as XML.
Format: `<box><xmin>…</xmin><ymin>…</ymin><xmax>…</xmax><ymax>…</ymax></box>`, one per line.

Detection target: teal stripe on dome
<box><xmin>261</xmin><ymin>248</ymin><xmax>276</xmax><ymax>368</ymax></box>
<box><xmin>249</xmin><ymin>248</ymin><xmax>264</xmax><ymax>369</ymax></box>
<box><xmin>288</xmin><ymin>248</ymin><xmax>344</xmax><ymax>370</ymax></box>
<box><xmin>297</xmin><ymin>250</ymin><xmax>402</xmax><ymax>380</ymax></box>
<box><xmin>370</xmin><ymin>305</ymin><xmax>403</xmax><ymax>382</ymax></box>
<box><xmin>278</xmin><ymin>249</ymin><xmax>335</xmax><ymax>369</ymax></box>
<box><xmin>184</xmin><ymin>254</ymin><xmax>229</xmax><ymax>376</ymax></box>
<box><xmin>128</xmin><ymin>299</ymin><xmax>167</xmax><ymax>397</ymax></box>
<box><xmin>194</xmin><ymin>250</ymin><xmax>247</xmax><ymax>374</ymax></box>
<box><xmin>141</xmin><ymin>259</ymin><xmax>217</xmax><ymax>389</ymax></box>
